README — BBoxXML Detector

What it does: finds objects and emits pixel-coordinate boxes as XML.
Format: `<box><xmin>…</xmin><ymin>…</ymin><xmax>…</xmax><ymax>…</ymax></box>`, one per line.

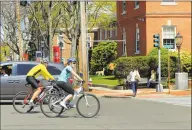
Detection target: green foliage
<box><xmin>90</xmin><ymin>41</ymin><xmax>117</xmax><ymax>73</ymax></box>
<box><xmin>148</xmin><ymin>48</ymin><xmax>169</xmax><ymax>56</ymax></box>
<box><xmin>148</xmin><ymin>48</ymin><xmax>191</xmax><ymax>76</ymax></box>
<box><xmin>87</xmin><ymin>2</ymin><xmax>116</xmax><ymax>30</ymax></box>
<box><xmin>114</xmin><ymin>56</ymin><xmax>179</xmax><ymax>79</ymax></box>
<box><xmin>0</xmin><ymin>45</ymin><xmax>10</xmax><ymax>62</ymax></box>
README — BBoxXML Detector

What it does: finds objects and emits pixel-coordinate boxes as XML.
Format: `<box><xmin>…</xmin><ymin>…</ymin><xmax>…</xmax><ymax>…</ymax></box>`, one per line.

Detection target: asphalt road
<box><xmin>1</xmin><ymin>97</ymin><xmax>191</xmax><ymax>130</ymax></box>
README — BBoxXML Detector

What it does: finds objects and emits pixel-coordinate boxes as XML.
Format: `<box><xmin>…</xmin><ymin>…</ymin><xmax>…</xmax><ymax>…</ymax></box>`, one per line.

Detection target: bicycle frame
<box><xmin>52</xmin><ymin>81</ymin><xmax>90</xmax><ymax>107</ymax></box>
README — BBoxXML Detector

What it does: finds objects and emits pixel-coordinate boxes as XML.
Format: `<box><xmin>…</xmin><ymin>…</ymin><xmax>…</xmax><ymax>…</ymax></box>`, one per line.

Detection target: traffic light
<box><xmin>153</xmin><ymin>34</ymin><xmax>160</xmax><ymax>48</ymax></box>
<box><xmin>20</xmin><ymin>1</ymin><xmax>27</xmax><ymax>7</ymax></box>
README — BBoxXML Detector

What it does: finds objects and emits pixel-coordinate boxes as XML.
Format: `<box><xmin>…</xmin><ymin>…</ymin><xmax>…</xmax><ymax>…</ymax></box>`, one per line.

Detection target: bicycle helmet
<box><xmin>41</xmin><ymin>58</ymin><xmax>48</xmax><ymax>64</ymax></box>
<box><xmin>67</xmin><ymin>57</ymin><xmax>76</xmax><ymax>64</ymax></box>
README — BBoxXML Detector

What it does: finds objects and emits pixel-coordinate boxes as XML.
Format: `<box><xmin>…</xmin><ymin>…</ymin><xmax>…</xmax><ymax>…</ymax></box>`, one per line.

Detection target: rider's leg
<box><xmin>26</xmin><ymin>76</ymin><xmax>41</xmax><ymax>104</ymax></box>
<box><xmin>56</xmin><ymin>81</ymin><xmax>74</xmax><ymax>109</ymax></box>
<box><xmin>30</xmin><ymin>87</ymin><xmax>43</xmax><ymax>102</ymax></box>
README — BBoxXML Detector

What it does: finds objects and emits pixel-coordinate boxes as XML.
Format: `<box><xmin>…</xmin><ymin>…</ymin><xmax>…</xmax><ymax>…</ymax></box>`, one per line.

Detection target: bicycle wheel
<box><xmin>76</xmin><ymin>94</ymin><xmax>100</xmax><ymax>118</ymax></box>
<box><xmin>40</xmin><ymin>94</ymin><xmax>64</xmax><ymax>118</ymax></box>
<box><xmin>13</xmin><ymin>91</ymin><xmax>33</xmax><ymax>113</ymax></box>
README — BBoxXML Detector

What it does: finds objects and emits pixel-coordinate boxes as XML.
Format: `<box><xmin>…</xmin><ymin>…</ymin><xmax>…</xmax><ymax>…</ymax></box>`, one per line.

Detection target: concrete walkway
<box><xmin>88</xmin><ymin>86</ymin><xmax>191</xmax><ymax>98</ymax></box>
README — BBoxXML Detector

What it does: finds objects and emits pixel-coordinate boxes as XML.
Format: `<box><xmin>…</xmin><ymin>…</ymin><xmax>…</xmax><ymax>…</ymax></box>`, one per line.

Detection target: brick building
<box><xmin>116</xmin><ymin>1</ymin><xmax>191</xmax><ymax>57</ymax></box>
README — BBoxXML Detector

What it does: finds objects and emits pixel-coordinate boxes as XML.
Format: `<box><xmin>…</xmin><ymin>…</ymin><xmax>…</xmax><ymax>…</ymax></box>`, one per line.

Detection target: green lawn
<box><xmin>90</xmin><ymin>75</ymin><xmax>119</xmax><ymax>88</ymax></box>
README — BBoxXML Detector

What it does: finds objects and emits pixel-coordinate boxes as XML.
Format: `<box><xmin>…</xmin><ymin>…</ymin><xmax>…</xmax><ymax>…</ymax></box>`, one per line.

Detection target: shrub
<box><xmin>114</xmin><ymin>56</ymin><xmax>178</xmax><ymax>79</ymax></box>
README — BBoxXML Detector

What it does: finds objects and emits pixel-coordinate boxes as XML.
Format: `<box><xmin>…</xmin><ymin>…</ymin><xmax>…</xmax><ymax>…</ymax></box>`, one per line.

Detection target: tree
<box><xmin>27</xmin><ymin>1</ymin><xmax>65</xmax><ymax>60</ymax></box>
<box><xmin>90</xmin><ymin>41</ymin><xmax>117</xmax><ymax>73</ymax></box>
<box><xmin>1</xmin><ymin>2</ymin><xmax>21</xmax><ymax>58</ymax></box>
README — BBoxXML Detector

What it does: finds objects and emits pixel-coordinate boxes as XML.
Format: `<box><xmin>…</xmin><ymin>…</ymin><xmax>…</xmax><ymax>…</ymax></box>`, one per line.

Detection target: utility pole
<box><xmin>48</xmin><ymin>1</ymin><xmax>52</xmax><ymax>61</ymax></box>
<box><xmin>16</xmin><ymin>0</ymin><xmax>23</xmax><ymax>61</ymax></box>
<box><xmin>80</xmin><ymin>1</ymin><xmax>88</xmax><ymax>91</ymax></box>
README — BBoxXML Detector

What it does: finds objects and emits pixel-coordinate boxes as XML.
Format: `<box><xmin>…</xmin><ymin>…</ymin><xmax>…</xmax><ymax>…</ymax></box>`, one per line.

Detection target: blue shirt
<box><xmin>58</xmin><ymin>66</ymin><xmax>73</xmax><ymax>83</ymax></box>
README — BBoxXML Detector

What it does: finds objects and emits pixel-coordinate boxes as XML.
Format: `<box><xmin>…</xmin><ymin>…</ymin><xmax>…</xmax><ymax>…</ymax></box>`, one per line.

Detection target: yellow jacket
<box><xmin>27</xmin><ymin>64</ymin><xmax>54</xmax><ymax>80</ymax></box>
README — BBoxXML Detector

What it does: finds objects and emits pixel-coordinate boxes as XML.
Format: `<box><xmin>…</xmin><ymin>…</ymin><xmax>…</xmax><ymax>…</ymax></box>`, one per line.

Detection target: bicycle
<box><xmin>12</xmin><ymin>80</ymin><xmax>62</xmax><ymax>114</ymax></box>
<box><xmin>40</xmin><ymin>80</ymin><xmax>100</xmax><ymax>118</ymax></box>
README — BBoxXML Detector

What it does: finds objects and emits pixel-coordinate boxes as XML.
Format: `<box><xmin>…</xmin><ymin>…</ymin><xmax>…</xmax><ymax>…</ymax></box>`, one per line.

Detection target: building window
<box><xmin>161</xmin><ymin>0</ymin><xmax>177</xmax><ymax>5</ymax></box>
<box><xmin>162</xmin><ymin>0</ymin><xmax>175</xmax><ymax>2</ymax></box>
<box><xmin>86</xmin><ymin>34</ymin><xmax>91</xmax><ymax>48</ymax></box>
<box><xmin>100</xmin><ymin>29</ymin><xmax>102</xmax><ymax>40</ymax></box>
<box><xmin>109</xmin><ymin>24</ymin><xmax>112</xmax><ymax>38</ymax></box>
<box><xmin>162</xmin><ymin>26</ymin><xmax>176</xmax><ymax>49</ymax></box>
<box><xmin>57</xmin><ymin>34</ymin><xmax>65</xmax><ymax>49</ymax></box>
<box><xmin>122</xmin><ymin>1</ymin><xmax>126</xmax><ymax>15</ymax></box>
<box><xmin>135</xmin><ymin>28</ymin><xmax>140</xmax><ymax>53</ymax></box>
<box><xmin>104</xmin><ymin>29</ymin><xmax>107</xmax><ymax>39</ymax></box>
<box><xmin>134</xmin><ymin>1</ymin><xmax>139</xmax><ymax>9</ymax></box>
<box><xmin>122</xmin><ymin>27</ymin><xmax>126</xmax><ymax>56</ymax></box>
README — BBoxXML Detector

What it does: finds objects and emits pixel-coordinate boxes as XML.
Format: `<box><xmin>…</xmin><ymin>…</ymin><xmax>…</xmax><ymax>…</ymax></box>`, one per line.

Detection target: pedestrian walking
<box><xmin>128</xmin><ymin>68</ymin><xmax>141</xmax><ymax>97</ymax></box>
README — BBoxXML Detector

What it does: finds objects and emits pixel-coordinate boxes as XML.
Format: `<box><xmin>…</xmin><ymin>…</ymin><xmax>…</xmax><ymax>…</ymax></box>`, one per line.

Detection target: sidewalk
<box><xmin>88</xmin><ymin>87</ymin><xmax>191</xmax><ymax>98</ymax></box>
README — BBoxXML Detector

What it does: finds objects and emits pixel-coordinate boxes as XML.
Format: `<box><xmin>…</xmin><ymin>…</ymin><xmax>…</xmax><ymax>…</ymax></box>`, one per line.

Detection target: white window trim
<box><xmin>161</xmin><ymin>0</ymin><xmax>177</xmax><ymax>5</ymax></box>
<box><xmin>109</xmin><ymin>25</ymin><xmax>112</xmax><ymax>38</ymax></box>
<box><xmin>122</xmin><ymin>28</ymin><xmax>127</xmax><ymax>56</ymax></box>
<box><xmin>134</xmin><ymin>1</ymin><xmax>139</xmax><ymax>10</ymax></box>
<box><xmin>100</xmin><ymin>29</ymin><xmax>102</xmax><ymax>40</ymax></box>
<box><xmin>115</xmin><ymin>26</ymin><xmax>117</xmax><ymax>36</ymax></box>
<box><xmin>104</xmin><ymin>29</ymin><xmax>107</xmax><ymax>39</ymax></box>
<box><xmin>162</xmin><ymin>26</ymin><xmax>177</xmax><ymax>50</ymax></box>
<box><xmin>57</xmin><ymin>35</ymin><xmax>65</xmax><ymax>49</ymax></box>
<box><xmin>135</xmin><ymin>28</ymin><xmax>140</xmax><ymax>54</ymax></box>
<box><xmin>121</xmin><ymin>1</ymin><xmax>126</xmax><ymax>15</ymax></box>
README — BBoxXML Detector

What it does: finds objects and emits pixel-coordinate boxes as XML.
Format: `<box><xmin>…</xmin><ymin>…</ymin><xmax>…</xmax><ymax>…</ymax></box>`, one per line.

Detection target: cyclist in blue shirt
<box><xmin>56</xmin><ymin>57</ymin><xmax>83</xmax><ymax>109</ymax></box>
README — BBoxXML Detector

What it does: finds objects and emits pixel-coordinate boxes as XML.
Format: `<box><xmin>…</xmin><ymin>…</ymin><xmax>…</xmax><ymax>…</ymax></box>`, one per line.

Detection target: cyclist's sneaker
<box><xmin>59</xmin><ymin>101</ymin><xmax>68</xmax><ymax>109</ymax></box>
<box><xmin>29</xmin><ymin>101</ymin><xmax>35</xmax><ymax>106</ymax></box>
<box><xmin>69</xmin><ymin>103</ymin><xmax>76</xmax><ymax>108</ymax></box>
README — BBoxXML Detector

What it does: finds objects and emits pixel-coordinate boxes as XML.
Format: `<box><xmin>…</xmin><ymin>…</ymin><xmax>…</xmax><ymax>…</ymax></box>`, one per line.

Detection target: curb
<box><xmin>103</xmin><ymin>95</ymin><xmax>133</xmax><ymax>98</ymax></box>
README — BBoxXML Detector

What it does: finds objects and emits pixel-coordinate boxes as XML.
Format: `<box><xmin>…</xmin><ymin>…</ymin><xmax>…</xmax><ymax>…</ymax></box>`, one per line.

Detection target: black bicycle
<box><xmin>40</xmin><ymin>81</ymin><xmax>100</xmax><ymax>118</ymax></box>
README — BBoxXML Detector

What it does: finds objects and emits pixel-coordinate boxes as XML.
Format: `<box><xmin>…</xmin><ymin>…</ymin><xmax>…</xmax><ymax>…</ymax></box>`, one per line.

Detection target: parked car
<box><xmin>0</xmin><ymin>61</ymin><xmax>64</xmax><ymax>100</ymax></box>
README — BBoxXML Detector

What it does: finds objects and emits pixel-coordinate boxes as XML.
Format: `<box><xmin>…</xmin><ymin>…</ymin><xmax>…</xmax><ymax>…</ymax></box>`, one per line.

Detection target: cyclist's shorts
<box><xmin>56</xmin><ymin>81</ymin><xmax>74</xmax><ymax>95</ymax></box>
<box><xmin>26</xmin><ymin>76</ymin><xmax>40</xmax><ymax>89</ymax></box>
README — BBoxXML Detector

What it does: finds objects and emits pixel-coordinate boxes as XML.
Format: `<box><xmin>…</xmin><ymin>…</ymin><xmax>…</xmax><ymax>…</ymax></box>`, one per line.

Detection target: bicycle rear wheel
<box><xmin>76</xmin><ymin>94</ymin><xmax>100</xmax><ymax>118</ymax></box>
<box><xmin>40</xmin><ymin>94</ymin><xmax>64</xmax><ymax>118</ymax></box>
<box><xmin>13</xmin><ymin>91</ymin><xmax>33</xmax><ymax>113</ymax></box>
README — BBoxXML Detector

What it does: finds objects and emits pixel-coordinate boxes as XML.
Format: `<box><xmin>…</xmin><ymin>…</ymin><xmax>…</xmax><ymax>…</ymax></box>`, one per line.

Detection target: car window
<box><xmin>47</xmin><ymin>66</ymin><xmax>61</xmax><ymax>75</ymax></box>
<box><xmin>17</xmin><ymin>64</ymin><xmax>36</xmax><ymax>75</ymax></box>
<box><xmin>0</xmin><ymin>64</ymin><xmax>13</xmax><ymax>76</ymax></box>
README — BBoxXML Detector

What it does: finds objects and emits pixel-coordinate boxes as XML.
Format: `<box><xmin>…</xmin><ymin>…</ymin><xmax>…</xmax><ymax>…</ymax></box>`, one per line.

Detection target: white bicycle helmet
<box><xmin>41</xmin><ymin>58</ymin><xmax>48</xmax><ymax>64</ymax></box>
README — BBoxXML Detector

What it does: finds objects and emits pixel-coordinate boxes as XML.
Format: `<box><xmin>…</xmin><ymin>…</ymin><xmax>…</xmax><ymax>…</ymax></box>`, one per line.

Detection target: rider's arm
<box><xmin>70</xmin><ymin>69</ymin><xmax>83</xmax><ymax>81</ymax></box>
<box><xmin>41</xmin><ymin>65</ymin><xmax>55</xmax><ymax>80</ymax></box>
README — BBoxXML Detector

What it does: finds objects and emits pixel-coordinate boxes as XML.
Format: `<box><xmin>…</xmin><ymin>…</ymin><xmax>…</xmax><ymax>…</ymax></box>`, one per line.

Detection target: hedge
<box><xmin>114</xmin><ymin>56</ymin><xmax>179</xmax><ymax>79</ymax></box>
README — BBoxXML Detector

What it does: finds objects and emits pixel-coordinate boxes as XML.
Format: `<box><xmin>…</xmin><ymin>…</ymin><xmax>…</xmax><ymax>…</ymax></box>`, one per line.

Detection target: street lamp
<box><xmin>175</xmin><ymin>32</ymin><xmax>183</xmax><ymax>72</ymax></box>
<box><xmin>59</xmin><ymin>32</ymin><xmax>64</xmax><ymax>63</ymax></box>
<box><xmin>41</xmin><ymin>40</ymin><xmax>45</xmax><ymax>58</ymax></box>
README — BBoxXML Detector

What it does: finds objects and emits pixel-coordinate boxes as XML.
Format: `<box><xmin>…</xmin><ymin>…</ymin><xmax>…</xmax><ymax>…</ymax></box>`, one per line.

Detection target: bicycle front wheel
<box><xmin>76</xmin><ymin>94</ymin><xmax>100</xmax><ymax>118</ymax></box>
<box><xmin>13</xmin><ymin>91</ymin><xmax>33</xmax><ymax>113</ymax></box>
<box><xmin>40</xmin><ymin>94</ymin><xmax>64</xmax><ymax>118</ymax></box>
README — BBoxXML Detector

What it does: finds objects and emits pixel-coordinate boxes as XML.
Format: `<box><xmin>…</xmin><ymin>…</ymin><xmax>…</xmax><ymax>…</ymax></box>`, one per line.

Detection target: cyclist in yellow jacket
<box><xmin>26</xmin><ymin>59</ymin><xmax>54</xmax><ymax>106</ymax></box>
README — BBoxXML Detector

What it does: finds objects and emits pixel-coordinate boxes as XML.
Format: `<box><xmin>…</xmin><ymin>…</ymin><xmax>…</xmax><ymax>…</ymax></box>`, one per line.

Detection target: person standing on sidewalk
<box><xmin>129</xmin><ymin>68</ymin><xmax>141</xmax><ymax>97</ymax></box>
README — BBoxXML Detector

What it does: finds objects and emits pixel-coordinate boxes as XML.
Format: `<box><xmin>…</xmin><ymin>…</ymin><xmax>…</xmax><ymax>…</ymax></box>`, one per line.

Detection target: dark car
<box><xmin>0</xmin><ymin>61</ymin><xmax>64</xmax><ymax>100</ymax></box>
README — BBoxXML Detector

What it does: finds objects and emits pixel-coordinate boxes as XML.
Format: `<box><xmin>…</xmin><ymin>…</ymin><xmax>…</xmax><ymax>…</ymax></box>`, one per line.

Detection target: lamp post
<box><xmin>41</xmin><ymin>40</ymin><xmax>45</xmax><ymax>58</ymax></box>
<box><xmin>175</xmin><ymin>32</ymin><xmax>183</xmax><ymax>72</ymax></box>
<box><xmin>58</xmin><ymin>32</ymin><xmax>64</xmax><ymax>63</ymax></box>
